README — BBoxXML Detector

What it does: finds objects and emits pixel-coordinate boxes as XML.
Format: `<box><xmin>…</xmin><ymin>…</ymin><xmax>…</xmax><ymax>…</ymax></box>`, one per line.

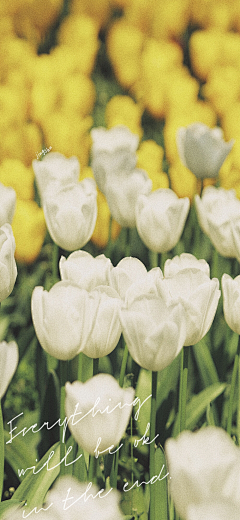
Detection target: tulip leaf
<box><xmin>154</xmin><ymin>446</ymin><xmax>169</xmax><ymax>520</ymax></box>
<box><xmin>120</xmin><ymin>483</ymin><xmax>148</xmax><ymax>520</ymax></box>
<box><xmin>4</xmin><ymin>429</ymin><xmax>38</xmax><ymax>483</ymax></box>
<box><xmin>172</xmin><ymin>383</ymin><xmax>226</xmax><ymax>437</ymax></box>
<box><xmin>192</xmin><ymin>339</ymin><xmax>219</xmax><ymax>387</ymax></box>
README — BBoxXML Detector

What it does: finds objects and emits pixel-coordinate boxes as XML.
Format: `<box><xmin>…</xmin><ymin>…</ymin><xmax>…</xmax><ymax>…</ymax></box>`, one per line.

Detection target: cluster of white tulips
<box><xmin>1</xmin><ymin>121</ymin><xmax>240</xmax><ymax>520</ymax></box>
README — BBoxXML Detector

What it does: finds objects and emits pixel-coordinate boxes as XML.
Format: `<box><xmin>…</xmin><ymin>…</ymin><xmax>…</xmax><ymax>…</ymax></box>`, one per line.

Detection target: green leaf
<box><xmin>193</xmin><ymin>339</ymin><xmax>219</xmax><ymax>387</ymax></box>
<box><xmin>120</xmin><ymin>484</ymin><xmax>148</xmax><ymax>520</ymax></box>
<box><xmin>0</xmin><ymin>500</ymin><xmax>25</xmax><ymax>519</ymax></box>
<box><xmin>173</xmin><ymin>383</ymin><xmax>227</xmax><ymax>437</ymax></box>
<box><xmin>4</xmin><ymin>429</ymin><xmax>38</xmax><ymax>483</ymax></box>
<box><xmin>154</xmin><ymin>446</ymin><xmax>169</xmax><ymax>520</ymax></box>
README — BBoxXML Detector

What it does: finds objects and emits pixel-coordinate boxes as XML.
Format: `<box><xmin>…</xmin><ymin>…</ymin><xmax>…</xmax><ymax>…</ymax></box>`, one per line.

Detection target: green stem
<box><xmin>119</xmin><ymin>343</ymin><xmax>129</xmax><ymax>388</ymax></box>
<box><xmin>78</xmin><ymin>352</ymin><xmax>83</xmax><ymax>382</ymax></box>
<box><xmin>178</xmin><ymin>347</ymin><xmax>189</xmax><ymax>434</ymax></box>
<box><xmin>88</xmin><ymin>454</ymin><xmax>97</xmax><ymax>484</ymax></box>
<box><xmin>60</xmin><ymin>360</ymin><xmax>68</xmax><ymax>477</ymax></box>
<box><xmin>160</xmin><ymin>251</ymin><xmax>168</xmax><ymax>273</ymax></box>
<box><xmin>238</xmin><ymin>354</ymin><xmax>240</xmax><ymax>446</ymax></box>
<box><xmin>0</xmin><ymin>400</ymin><xmax>4</xmax><ymax>501</ymax></box>
<box><xmin>52</xmin><ymin>242</ymin><xmax>59</xmax><ymax>284</ymax></box>
<box><xmin>149</xmin><ymin>250</ymin><xmax>158</xmax><ymax>269</ymax></box>
<box><xmin>227</xmin><ymin>335</ymin><xmax>240</xmax><ymax>438</ymax></box>
<box><xmin>149</xmin><ymin>371</ymin><xmax>158</xmax><ymax>520</ymax></box>
<box><xmin>93</xmin><ymin>358</ymin><xmax>99</xmax><ymax>377</ymax></box>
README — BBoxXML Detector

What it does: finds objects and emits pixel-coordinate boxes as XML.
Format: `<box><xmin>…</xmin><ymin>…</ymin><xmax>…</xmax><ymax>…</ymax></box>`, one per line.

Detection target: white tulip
<box><xmin>42</xmin><ymin>179</ymin><xmax>97</xmax><ymax>251</ymax></box>
<box><xmin>91</xmin><ymin>125</ymin><xmax>139</xmax><ymax>194</ymax></box>
<box><xmin>187</xmin><ymin>500</ymin><xmax>240</xmax><ymax>520</ymax></box>
<box><xmin>31</xmin><ymin>281</ymin><xmax>93</xmax><ymax>360</ymax></box>
<box><xmin>195</xmin><ymin>186</ymin><xmax>240</xmax><ymax>260</ymax></box>
<box><xmin>222</xmin><ymin>273</ymin><xmax>240</xmax><ymax>334</ymax></box>
<box><xmin>104</xmin><ymin>168</ymin><xmax>152</xmax><ymax>228</ymax></box>
<box><xmin>159</xmin><ymin>256</ymin><xmax>220</xmax><ymax>346</ymax></box>
<box><xmin>0</xmin><ymin>341</ymin><xmax>18</xmax><ymax>399</ymax></box>
<box><xmin>120</xmin><ymin>285</ymin><xmax>186</xmax><ymax>371</ymax></box>
<box><xmin>59</xmin><ymin>250</ymin><xmax>112</xmax><ymax>291</ymax></box>
<box><xmin>136</xmin><ymin>189</ymin><xmax>190</xmax><ymax>252</ymax></box>
<box><xmin>165</xmin><ymin>427</ymin><xmax>240</xmax><ymax>520</ymax></box>
<box><xmin>65</xmin><ymin>374</ymin><xmax>135</xmax><ymax>455</ymax></box>
<box><xmin>177</xmin><ymin>122</ymin><xmax>234</xmax><ymax>178</ymax></box>
<box><xmin>0</xmin><ymin>224</ymin><xmax>17</xmax><ymax>302</ymax></box>
<box><xmin>164</xmin><ymin>252</ymin><xmax>210</xmax><ymax>277</ymax></box>
<box><xmin>32</xmin><ymin>152</ymin><xmax>80</xmax><ymax>200</ymax></box>
<box><xmin>107</xmin><ymin>256</ymin><xmax>148</xmax><ymax>300</ymax></box>
<box><xmin>0</xmin><ymin>183</ymin><xmax>16</xmax><ymax>226</ymax></box>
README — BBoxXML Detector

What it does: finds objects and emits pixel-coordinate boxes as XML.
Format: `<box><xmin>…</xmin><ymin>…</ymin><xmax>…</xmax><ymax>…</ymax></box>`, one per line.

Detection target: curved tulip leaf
<box><xmin>0</xmin><ymin>499</ymin><xmax>25</xmax><ymax>519</ymax></box>
<box><xmin>154</xmin><ymin>446</ymin><xmax>169</xmax><ymax>520</ymax></box>
<box><xmin>4</xmin><ymin>430</ymin><xmax>37</xmax><ymax>483</ymax></box>
<box><xmin>193</xmin><ymin>339</ymin><xmax>219</xmax><ymax>387</ymax></box>
<box><xmin>172</xmin><ymin>383</ymin><xmax>226</xmax><ymax>437</ymax></box>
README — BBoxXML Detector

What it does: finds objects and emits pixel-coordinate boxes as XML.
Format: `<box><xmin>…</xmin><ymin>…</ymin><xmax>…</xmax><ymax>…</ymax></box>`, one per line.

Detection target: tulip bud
<box><xmin>59</xmin><ymin>250</ymin><xmax>112</xmax><ymax>291</ymax></box>
<box><xmin>195</xmin><ymin>186</ymin><xmax>240</xmax><ymax>261</ymax></box>
<box><xmin>104</xmin><ymin>168</ymin><xmax>152</xmax><ymax>228</ymax></box>
<box><xmin>160</xmin><ymin>253</ymin><xmax>220</xmax><ymax>346</ymax></box>
<box><xmin>165</xmin><ymin>427</ymin><xmax>240</xmax><ymax>519</ymax></box>
<box><xmin>177</xmin><ymin>122</ymin><xmax>234</xmax><ymax>179</ymax></box>
<box><xmin>0</xmin><ymin>182</ymin><xmax>16</xmax><ymax>226</ymax></box>
<box><xmin>65</xmin><ymin>374</ymin><xmax>135</xmax><ymax>455</ymax></box>
<box><xmin>0</xmin><ymin>341</ymin><xmax>18</xmax><ymax>399</ymax></box>
<box><xmin>222</xmin><ymin>273</ymin><xmax>240</xmax><ymax>334</ymax></box>
<box><xmin>32</xmin><ymin>152</ymin><xmax>80</xmax><ymax>200</ymax></box>
<box><xmin>0</xmin><ymin>224</ymin><xmax>17</xmax><ymax>302</ymax></box>
<box><xmin>91</xmin><ymin>125</ymin><xmax>139</xmax><ymax>194</ymax></box>
<box><xmin>136</xmin><ymin>188</ymin><xmax>190</xmax><ymax>252</ymax></box>
<box><xmin>42</xmin><ymin>179</ymin><xmax>97</xmax><ymax>251</ymax></box>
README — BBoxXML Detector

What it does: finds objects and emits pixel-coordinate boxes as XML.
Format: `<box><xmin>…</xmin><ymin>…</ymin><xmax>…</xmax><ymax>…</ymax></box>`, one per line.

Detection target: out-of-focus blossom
<box><xmin>203</xmin><ymin>65</ymin><xmax>240</xmax><ymax>118</ymax></box>
<box><xmin>60</xmin><ymin>250</ymin><xmax>112</xmax><ymax>291</ymax></box>
<box><xmin>32</xmin><ymin>152</ymin><xmax>80</xmax><ymax>200</ymax></box>
<box><xmin>65</xmin><ymin>374</ymin><xmax>135</xmax><ymax>455</ymax></box>
<box><xmin>12</xmin><ymin>200</ymin><xmax>46</xmax><ymax>264</ymax></box>
<box><xmin>90</xmin><ymin>125</ymin><xmax>139</xmax><ymax>194</ymax></box>
<box><xmin>70</xmin><ymin>0</ymin><xmax>111</xmax><ymax>31</ymax></box>
<box><xmin>136</xmin><ymin>189</ymin><xmax>190</xmax><ymax>252</ymax></box>
<box><xmin>120</xmin><ymin>280</ymin><xmax>186</xmax><ymax>371</ymax></box>
<box><xmin>165</xmin><ymin>427</ymin><xmax>240</xmax><ymax>520</ymax></box>
<box><xmin>104</xmin><ymin>168</ymin><xmax>152</xmax><ymax>227</ymax></box>
<box><xmin>0</xmin><ymin>224</ymin><xmax>17</xmax><ymax>302</ymax></box>
<box><xmin>177</xmin><ymin>123</ymin><xmax>234</xmax><ymax>179</ymax></box>
<box><xmin>160</xmin><ymin>253</ymin><xmax>220</xmax><ymax>346</ymax></box>
<box><xmin>0</xmin><ymin>341</ymin><xmax>18</xmax><ymax>399</ymax></box>
<box><xmin>42</xmin><ymin>179</ymin><xmax>97</xmax><ymax>251</ymax></box>
<box><xmin>222</xmin><ymin>273</ymin><xmax>240</xmax><ymax>334</ymax></box>
<box><xmin>187</xmin><ymin>499</ymin><xmax>240</xmax><ymax>520</ymax></box>
<box><xmin>195</xmin><ymin>186</ymin><xmax>240</xmax><ymax>260</ymax></box>
<box><xmin>105</xmin><ymin>95</ymin><xmax>143</xmax><ymax>138</ymax></box>
<box><xmin>0</xmin><ymin>182</ymin><xmax>16</xmax><ymax>225</ymax></box>
<box><xmin>0</xmin><ymin>159</ymin><xmax>34</xmax><ymax>201</ymax></box>
<box><xmin>137</xmin><ymin>140</ymin><xmax>169</xmax><ymax>190</ymax></box>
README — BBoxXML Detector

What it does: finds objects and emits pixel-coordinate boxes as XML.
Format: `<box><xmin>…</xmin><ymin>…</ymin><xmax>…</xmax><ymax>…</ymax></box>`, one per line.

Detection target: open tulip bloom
<box><xmin>177</xmin><ymin>122</ymin><xmax>234</xmax><ymax>179</ymax></box>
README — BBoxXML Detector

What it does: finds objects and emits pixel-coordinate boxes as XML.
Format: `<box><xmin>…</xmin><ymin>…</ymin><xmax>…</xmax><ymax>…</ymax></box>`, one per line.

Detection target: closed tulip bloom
<box><xmin>31</xmin><ymin>281</ymin><xmax>93</xmax><ymax>360</ymax></box>
<box><xmin>0</xmin><ymin>341</ymin><xmax>18</xmax><ymax>399</ymax></box>
<box><xmin>164</xmin><ymin>252</ymin><xmax>210</xmax><ymax>277</ymax></box>
<box><xmin>80</xmin><ymin>286</ymin><xmax>122</xmax><ymax>359</ymax></box>
<box><xmin>43</xmin><ymin>179</ymin><xmax>97</xmax><ymax>251</ymax></box>
<box><xmin>59</xmin><ymin>250</ymin><xmax>112</xmax><ymax>291</ymax></box>
<box><xmin>108</xmin><ymin>256</ymin><xmax>148</xmax><ymax>300</ymax></box>
<box><xmin>177</xmin><ymin>122</ymin><xmax>234</xmax><ymax>179</ymax></box>
<box><xmin>32</xmin><ymin>152</ymin><xmax>80</xmax><ymax>200</ymax></box>
<box><xmin>91</xmin><ymin>125</ymin><xmax>139</xmax><ymax>194</ymax></box>
<box><xmin>195</xmin><ymin>186</ymin><xmax>240</xmax><ymax>260</ymax></box>
<box><xmin>120</xmin><ymin>287</ymin><xmax>186</xmax><ymax>371</ymax></box>
<box><xmin>222</xmin><ymin>273</ymin><xmax>240</xmax><ymax>334</ymax></box>
<box><xmin>0</xmin><ymin>224</ymin><xmax>17</xmax><ymax>302</ymax></box>
<box><xmin>159</xmin><ymin>256</ymin><xmax>220</xmax><ymax>346</ymax></box>
<box><xmin>136</xmin><ymin>189</ymin><xmax>190</xmax><ymax>252</ymax></box>
<box><xmin>65</xmin><ymin>374</ymin><xmax>135</xmax><ymax>455</ymax></box>
<box><xmin>105</xmin><ymin>169</ymin><xmax>152</xmax><ymax>228</ymax></box>
<box><xmin>0</xmin><ymin>182</ymin><xmax>16</xmax><ymax>226</ymax></box>
<box><xmin>165</xmin><ymin>427</ymin><xmax>240</xmax><ymax>520</ymax></box>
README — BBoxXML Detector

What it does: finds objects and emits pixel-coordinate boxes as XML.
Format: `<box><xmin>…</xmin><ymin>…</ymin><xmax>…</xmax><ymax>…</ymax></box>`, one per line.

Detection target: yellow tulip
<box><xmin>105</xmin><ymin>95</ymin><xmax>143</xmax><ymax>138</ymax></box>
<box><xmin>0</xmin><ymin>159</ymin><xmax>34</xmax><ymax>200</ymax></box>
